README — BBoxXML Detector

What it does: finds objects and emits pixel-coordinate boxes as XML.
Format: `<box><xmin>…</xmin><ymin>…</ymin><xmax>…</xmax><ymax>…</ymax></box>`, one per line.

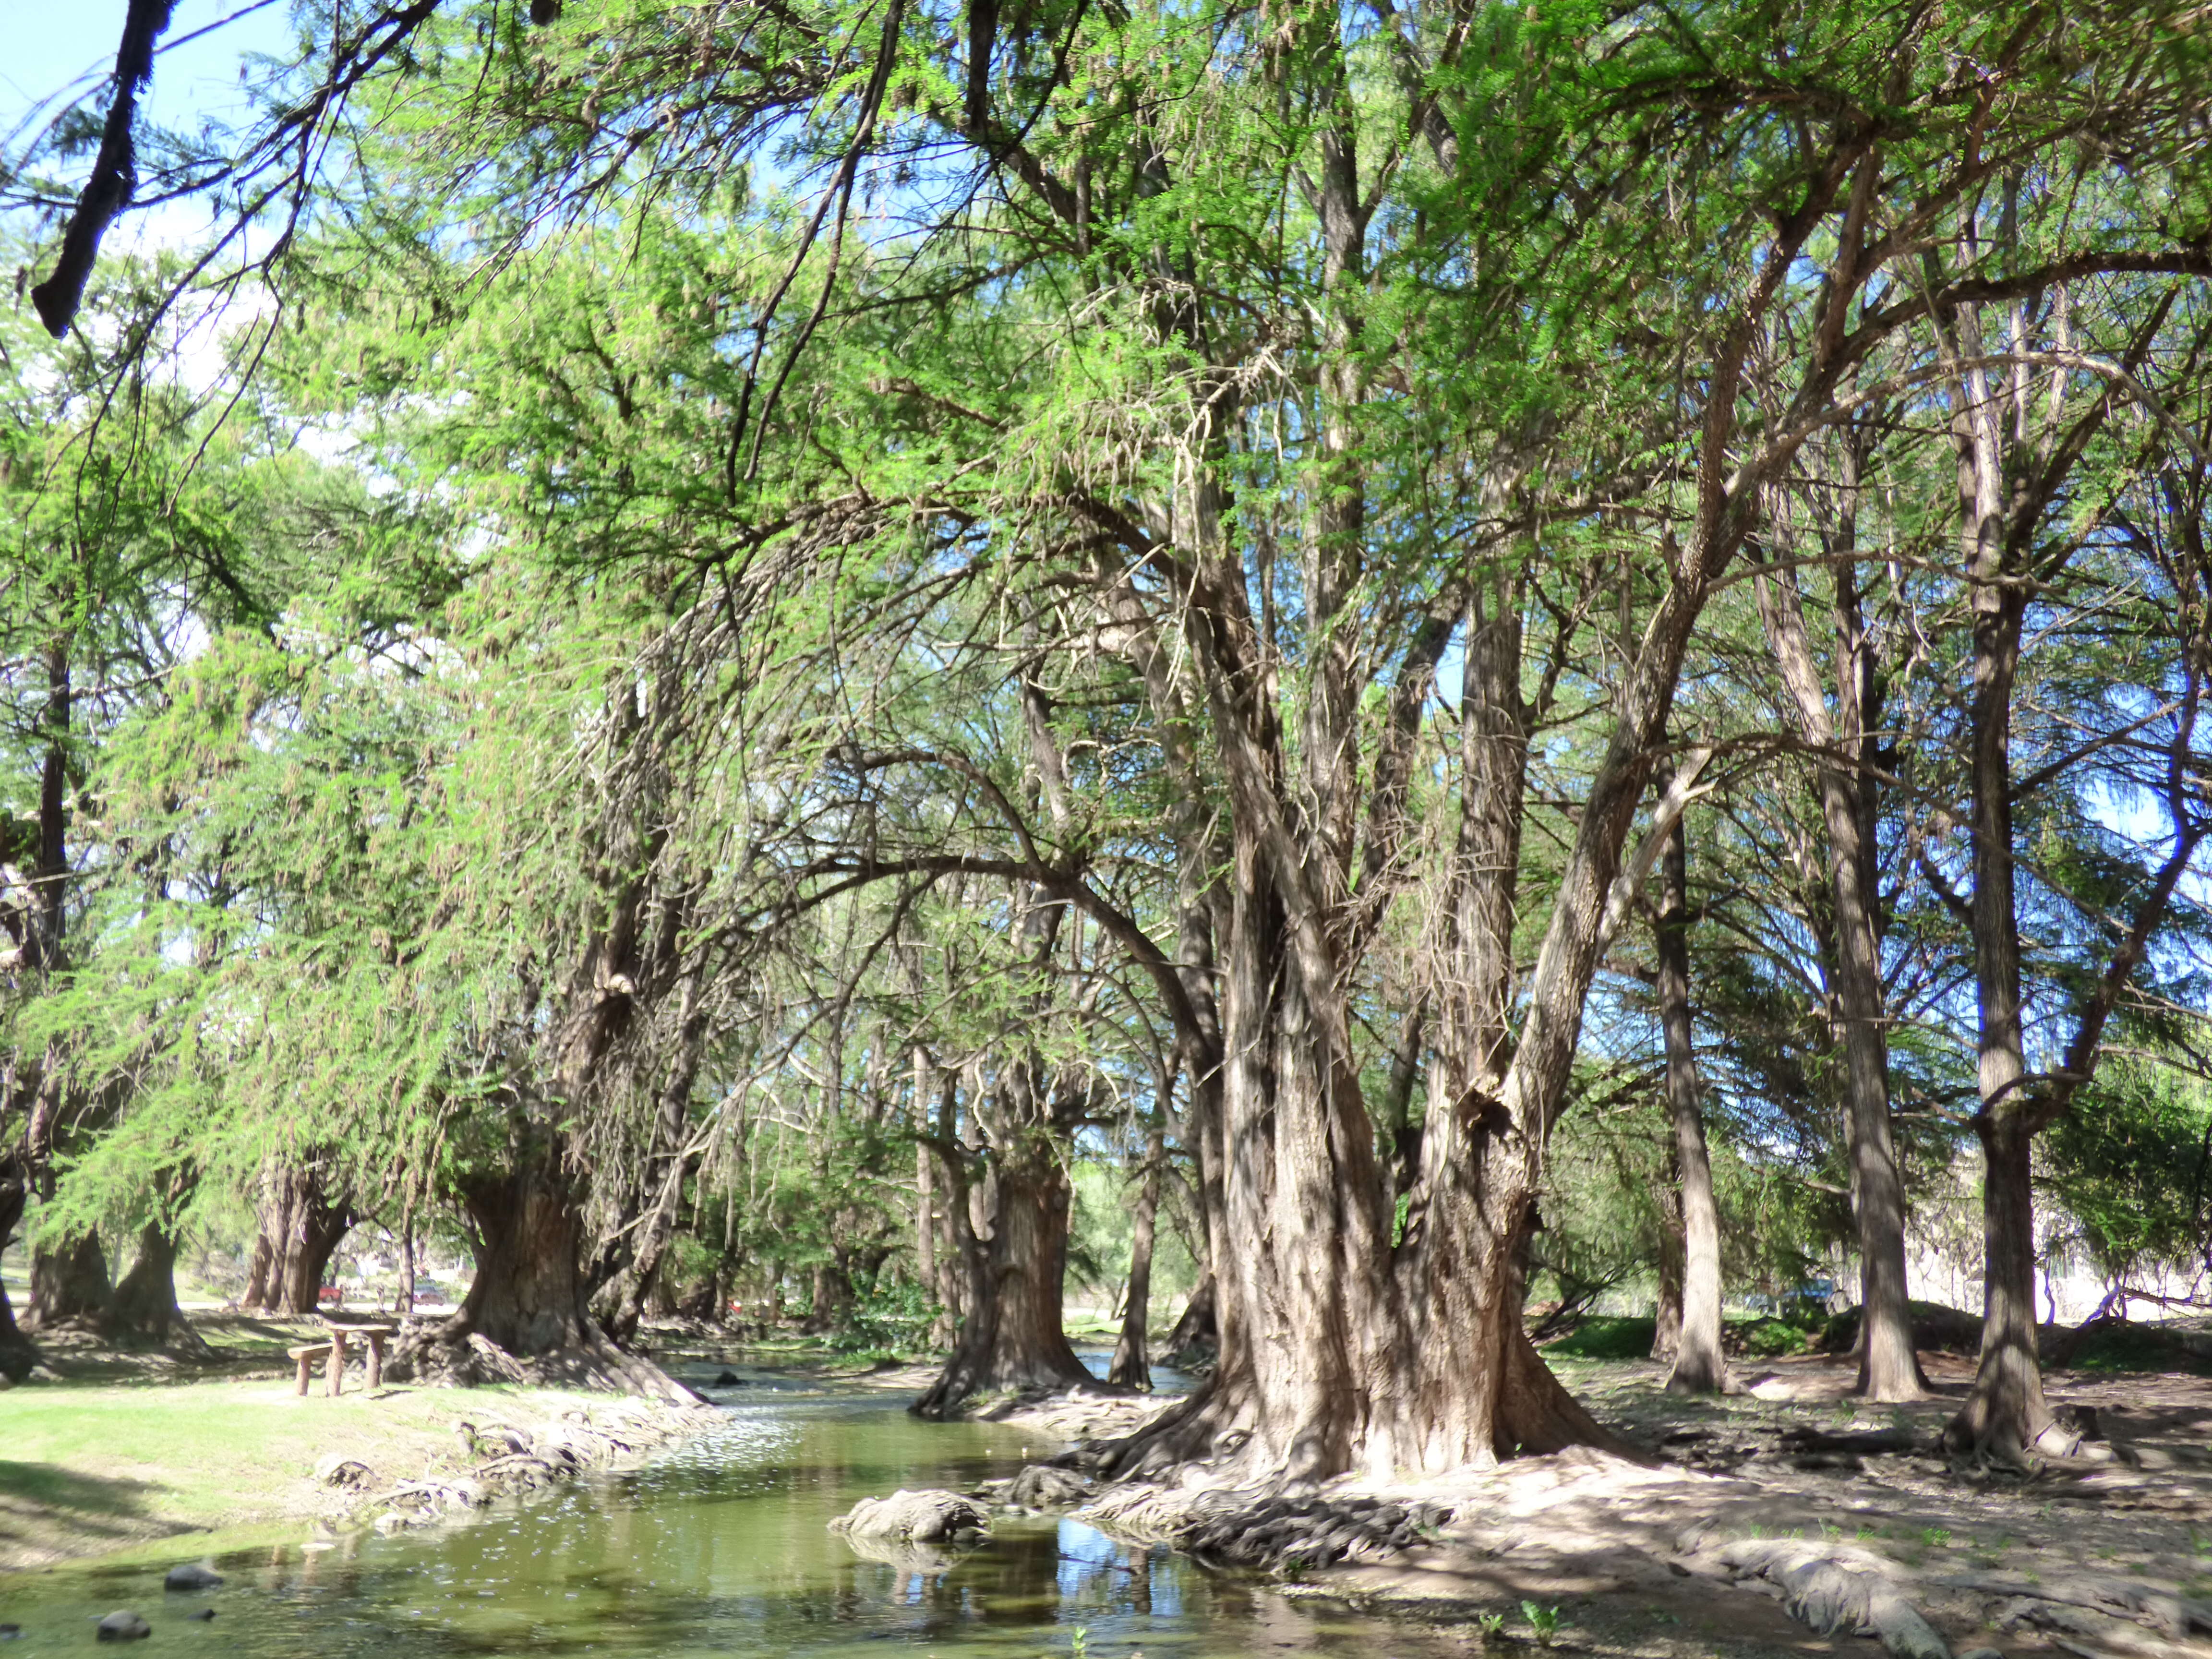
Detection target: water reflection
<box><xmin>1</xmin><ymin>1391</ymin><xmax>1454</xmax><ymax>1659</ymax></box>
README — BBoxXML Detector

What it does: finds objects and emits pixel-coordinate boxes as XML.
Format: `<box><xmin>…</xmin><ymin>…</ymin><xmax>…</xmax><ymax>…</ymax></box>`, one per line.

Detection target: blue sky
<box><xmin>4</xmin><ymin>0</ymin><xmax>298</xmax><ymax>195</ymax></box>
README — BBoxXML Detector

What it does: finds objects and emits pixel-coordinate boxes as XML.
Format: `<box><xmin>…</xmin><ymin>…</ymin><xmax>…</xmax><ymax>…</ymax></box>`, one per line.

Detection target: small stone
<box><xmin>0</xmin><ymin>1622</ymin><xmax>21</xmax><ymax>1638</ymax></box>
<box><xmin>1957</xmin><ymin>1650</ymin><xmax>2005</xmax><ymax>1659</ymax></box>
<box><xmin>184</xmin><ymin>1610</ymin><xmax>216</xmax><ymax>1623</ymax></box>
<box><xmin>164</xmin><ymin>1564</ymin><xmax>223</xmax><ymax>1591</ymax></box>
<box><xmin>713</xmin><ymin>1370</ymin><xmax>740</xmax><ymax>1385</ymax></box>
<box><xmin>311</xmin><ymin>1455</ymin><xmax>372</xmax><ymax>1489</ymax></box>
<box><xmin>95</xmin><ymin>1611</ymin><xmax>151</xmax><ymax>1642</ymax></box>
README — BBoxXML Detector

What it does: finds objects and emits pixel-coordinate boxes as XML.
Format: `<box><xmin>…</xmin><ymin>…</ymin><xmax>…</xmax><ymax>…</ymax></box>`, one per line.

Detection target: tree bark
<box><xmin>913</xmin><ymin>1120</ymin><xmax>1095</xmax><ymax>1417</ymax></box>
<box><xmin>1107</xmin><ymin>1131</ymin><xmax>1162</xmax><ymax>1390</ymax></box>
<box><xmin>1162</xmin><ymin>1271</ymin><xmax>1215</xmax><ymax>1365</ymax></box>
<box><xmin>1944</xmin><ymin>327</ymin><xmax>2054</xmax><ymax>1455</ymax></box>
<box><xmin>403</xmin><ymin>1140</ymin><xmax>696</xmax><ymax>1402</ymax></box>
<box><xmin>104</xmin><ymin>1221</ymin><xmax>212</xmax><ymax>1356</ymax></box>
<box><xmin>1756</xmin><ymin>552</ymin><xmax>1924</xmax><ymax>1399</ymax></box>
<box><xmin>915</xmin><ymin>1126</ymin><xmax>937</xmax><ymax>1315</ymax></box>
<box><xmin>0</xmin><ymin>1164</ymin><xmax>39</xmax><ymax>1378</ymax></box>
<box><xmin>1656</xmin><ymin>817</ymin><xmax>1729</xmax><ymax>1395</ymax></box>
<box><xmin>239</xmin><ymin>1163</ymin><xmax>352</xmax><ymax>1316</ymax></box>
<box><xmin>1650</xmin><ymin>1156</ymin><xmax>1683</xmax><ymax>1362</ymax></box>
<box><xmin>1948</xmin><ymin>1114</ymin><xmax>2050</xmax><ymax>1457</ymax></box>
<box><xmin>25</xmin><ymin>1231</ymin><xmax>109</xmax><ymax>1331</ymax></box>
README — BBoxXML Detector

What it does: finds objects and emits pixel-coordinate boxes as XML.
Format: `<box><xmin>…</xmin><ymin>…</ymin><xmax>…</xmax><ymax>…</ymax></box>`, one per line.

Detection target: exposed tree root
<box><xmin>389</xmin><ymin>1322</ymin><xmax>703</xmax><ymax>1405</ymax></box>
<box><xmin>1675</xmin><ymin>1525</ymin><xmax>1951</xmax><ymax>1659</ymax></box>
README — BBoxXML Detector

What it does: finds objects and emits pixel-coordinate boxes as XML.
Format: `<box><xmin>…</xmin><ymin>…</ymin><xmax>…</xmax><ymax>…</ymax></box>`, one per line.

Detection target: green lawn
<box><xmin>0</xmin><ymin>1374</ymin><xmax>590</xmax><ymax>1573</ymax></box>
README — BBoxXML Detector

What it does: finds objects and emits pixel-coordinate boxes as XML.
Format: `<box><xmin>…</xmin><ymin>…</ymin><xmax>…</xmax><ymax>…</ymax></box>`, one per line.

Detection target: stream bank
<box><xmin>1005</xmin><ymin>1349</ymin><xmax>2212</xmax><ymax>1659</ymax></box>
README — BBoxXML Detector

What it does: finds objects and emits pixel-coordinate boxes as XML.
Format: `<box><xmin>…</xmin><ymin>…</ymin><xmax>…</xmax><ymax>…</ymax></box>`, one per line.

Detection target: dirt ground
<box><xmin>1008</xmin><ymin>1350</ymin><xmax>2212</xmax><ymax>1659</ymax></box>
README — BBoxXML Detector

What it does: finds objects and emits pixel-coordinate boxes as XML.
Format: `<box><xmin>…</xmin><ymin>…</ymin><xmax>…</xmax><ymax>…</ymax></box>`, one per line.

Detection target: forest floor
<box><xmin>994</xmin><ymin>1338</ymin><xmax>2212</xmax><ymax>1659</ymax></box>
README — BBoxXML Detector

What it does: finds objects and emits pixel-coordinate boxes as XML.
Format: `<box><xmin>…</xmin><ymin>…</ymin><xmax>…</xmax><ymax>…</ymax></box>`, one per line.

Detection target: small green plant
<box><xmin>1818</xmin><ymin>1519</ymin><xmax>1842</xmax><ymax>1539</ymax></box>
<box><xmin>1523</xmin><ymin>1602</ymin><xmax>1560</xmax><ymax>1647</ymax></box>
<box><xmin>1855</xmin><ymin>1526</ymin><xmax>1878</xmax><ymax>1542</ymax></box>
<box><xmin>1920</xmin><ymin>1527</ymin><xmax>1951</xmax><ymax>1549</ymax></box>
<box><xmin>1070</xmin><ymin>1629</ymin><xmax>1088</xmax><ymax>1659</ymax></box>
<box><xmin>1477</xmin><ymin>1611</ymin><xmax>1507</xmax><ymax>1639</ymax></box>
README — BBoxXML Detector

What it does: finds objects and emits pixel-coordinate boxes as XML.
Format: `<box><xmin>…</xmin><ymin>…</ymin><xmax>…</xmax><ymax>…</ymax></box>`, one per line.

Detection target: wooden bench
<box><xmin>288</xmin><ymin>1322</ymin><xmax>397</xmax><ymax>1396</ymax></box>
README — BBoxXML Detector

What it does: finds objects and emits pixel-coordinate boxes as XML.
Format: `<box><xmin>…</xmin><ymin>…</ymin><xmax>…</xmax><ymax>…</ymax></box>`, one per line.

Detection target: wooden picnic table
<box><xmin>288</xmin><ymin>1320</ymin><xmax>397</xmax><ymax>1397</ymax></box>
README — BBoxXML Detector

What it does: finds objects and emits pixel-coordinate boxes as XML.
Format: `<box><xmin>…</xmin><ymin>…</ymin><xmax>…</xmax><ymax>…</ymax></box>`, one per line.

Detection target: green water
<box><xmin>0</xmin><ymin>1380</ymin><xmax>1460</xmax><ymax>1658</ymax></box>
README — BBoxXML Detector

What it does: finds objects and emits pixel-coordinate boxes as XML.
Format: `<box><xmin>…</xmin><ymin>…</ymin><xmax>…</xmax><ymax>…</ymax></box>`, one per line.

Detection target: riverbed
<box><xmin>0</xmin><ymin>1379</ymin><xmax>1468</xmax><ymax>1659</ymax></box>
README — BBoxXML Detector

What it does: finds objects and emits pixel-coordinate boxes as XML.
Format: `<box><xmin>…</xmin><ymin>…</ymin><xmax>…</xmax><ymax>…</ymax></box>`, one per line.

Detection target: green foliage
<box><xmin>2046</xmin><ymin>1058</ymin><xmax>2212</xmax><ymax>1291</ymax></box>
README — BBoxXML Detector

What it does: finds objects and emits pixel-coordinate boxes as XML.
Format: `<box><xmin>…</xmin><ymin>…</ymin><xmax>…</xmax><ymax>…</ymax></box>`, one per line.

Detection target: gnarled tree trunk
<box><xmin>25</xmin><ymin>1230</ymin><xmax>109</xmax><ymax>1331</ymax></box>
<box><xmin>104</xmin><ymin>1221</ymin><xmax>213</xmax><ymax>1356</ymax></box>
<box><xmin>914</xmin><ymin>1120</ymin><xmax>1094</xmax><ymax>1417</ymax></box>
<box><xmin>403</xmin><ymin>1140</ymin><xmax>696</xmax><ymax>1403</ymax></box>
<box><xmin>240</xmin><ymin>1162</ymin><xmax>352</xmax><ymax>1316</ymax></box>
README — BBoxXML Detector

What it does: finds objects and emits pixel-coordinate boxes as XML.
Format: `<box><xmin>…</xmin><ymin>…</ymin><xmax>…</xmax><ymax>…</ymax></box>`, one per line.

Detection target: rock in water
<box><xmin>713</xmin><ymin>1370</ymin><xmax>740</xmax><ymax>1385</ymax></box>
<box><xmin>164</xmin><ymin>1563</ymin><xmax>224</xmax><ymax>1590</ymax></box>
<box><xmin>95</xmin><ymin>1611</ymin><xmax>151</xmax><ymax>1642</ymax></box>
<box><xmin>184</xmin><ymin>1610</ymin><xmax>216</xmax><ymax>1623</ymax></box>
<box><xmin>827</xmin><ymin>1489</ymin><xmax>991</xmax><ymax>1544</ymax></box>
<box><xmin>1007</xmin><ymin>1464</ymin><xmax>1090</xmax><ymax>1508</ymax></box>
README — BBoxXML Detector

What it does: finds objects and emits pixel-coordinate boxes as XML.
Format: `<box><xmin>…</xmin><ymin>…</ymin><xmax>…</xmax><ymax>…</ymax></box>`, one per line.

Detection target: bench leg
<box><xmin>365</xmin><ymin>1336</ymin><xmax>384</xmax><ymax>1392</ymax></box>
<box><xmin>295</xmin><ymin>1353</ymin><xmax>313</xmax><ymax>1396</ymax></box>
<box><xmin>326</xmin><ymin>1336</ymin><xmax>346</xmax><ymax>1398</ymax></box>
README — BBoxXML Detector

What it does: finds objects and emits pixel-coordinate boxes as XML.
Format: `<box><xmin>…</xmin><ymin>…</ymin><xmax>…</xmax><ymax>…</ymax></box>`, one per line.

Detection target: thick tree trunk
<box><xmin>240</xmin><ymin>1164</ymin><xmax>352</xmax><ymax>1316</ymax></box>
<box><xmin>1162</xmin><ymin>1272</ymin><xmax>1215</xmax><ymax>1365</ymax></box>
<box><xmin>914</xmin><ymin>1125</ymin><xmax>1095</xmax><ymax>1417</ymax></box>
<box><xmin>1107</xmin><ymin>1133</ymin><xmax>1161</xmax><ymax>1390</ymax></box>
<box><xmin>1657</xmin><ymin>819</ymin><xmax>1729</xmax><ymax>1395</ymax></box>
<box><xmin>1947</xmin><ymin>1116</ymin><xmax>2052</xmax><ymax>1457</ymax></box>
<box><xmin>0</xmin><ymin>1166</ymin><xmax>38</xmax><ymax>1379</ymax></box>
<box><xmin>805</xmin><ymin>1260</ymin><xmax>846</xmax><ymax>1332</ymax></box>
<box><xmin>403</xmin><ymin>1143</ymin><xmax>696</xmax><ymax>1402</ymax></box>
<box><xmin>1757</xmin><ymin>558</ymin><xmax>1923</xmax><ymax>1399</ymax></box>
<box><xmin>25</xmin><ymin>1231</ymin><xmax>109</xmax><ymax>1331</ymax></box>
<box><xmin>104</xmin><ymin>1222</ymin><xmax>212</xmax><ymax>1356</ymax></box>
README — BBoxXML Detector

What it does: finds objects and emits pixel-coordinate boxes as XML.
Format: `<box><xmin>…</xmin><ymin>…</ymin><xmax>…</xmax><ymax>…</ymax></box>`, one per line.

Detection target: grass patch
<box><xmin>1539</xmin><ymin>1316</ymin><xmax>1657</xmax><ymax>1360</ymax></box>
<box><xmin>0</xmin><ymin>1375</ymin><xmax>613</xmax><ymax>1573</ymax></box>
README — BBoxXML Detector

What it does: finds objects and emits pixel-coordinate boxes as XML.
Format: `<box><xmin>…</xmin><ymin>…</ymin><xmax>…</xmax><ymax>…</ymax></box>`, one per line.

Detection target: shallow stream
<box><xmin>0</xmin><ymin>1375</ymin><xmax>1464</xmax><ymax>1659</ymax></box>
